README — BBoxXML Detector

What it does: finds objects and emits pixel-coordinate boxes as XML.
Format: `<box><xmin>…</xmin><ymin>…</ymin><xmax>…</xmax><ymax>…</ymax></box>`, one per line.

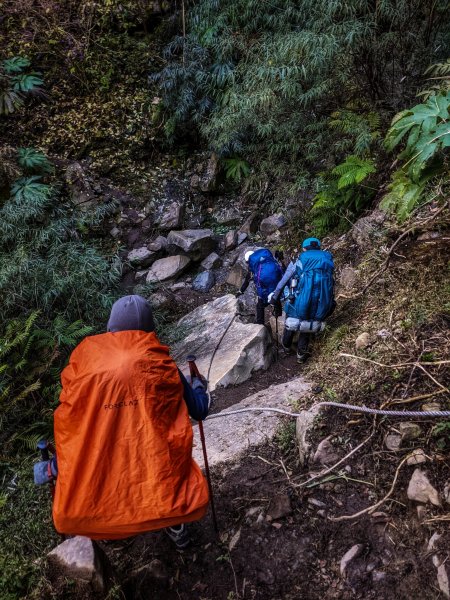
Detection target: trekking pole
<box><xmin>186</xmin><ymin>354</ymin><xmax>219</xmax><ymax>533</ymax></box>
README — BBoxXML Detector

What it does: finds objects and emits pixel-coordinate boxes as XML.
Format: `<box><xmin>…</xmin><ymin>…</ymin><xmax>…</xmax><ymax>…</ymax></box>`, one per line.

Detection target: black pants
<box><xmin>256</xmin><ymin>298</ymin><xmax>282</xmax><ymax>325</ymax></box>
<box><xmin>256</xmin><ymin>297</ymin><xmax>266</xmax><ymax>325</ymax></box>
<box><xmin>282</xmin><ymin>329</ymin><xmax>311</xmax><ymax>354</ymax></box>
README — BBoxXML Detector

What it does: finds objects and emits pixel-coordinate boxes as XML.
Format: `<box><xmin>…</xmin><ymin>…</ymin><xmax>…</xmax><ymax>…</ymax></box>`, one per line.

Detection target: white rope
<box><xmin>206</xmin><ymin>402</ymin><xmax>450</xmax><ymax>420</ymax></box>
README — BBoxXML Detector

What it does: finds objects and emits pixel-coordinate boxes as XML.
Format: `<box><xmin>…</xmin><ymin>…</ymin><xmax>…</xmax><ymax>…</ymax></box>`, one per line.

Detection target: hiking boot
<box><xmin>165</xmin><ymin>524</ymin><xmax>191</xmax><ymax>549</ymax></box>
<box><xmin>296</xmin><ymin>351</ymin><xmax>309</xmax><ymax>364</ymax></box>
<box><xmin>281</xmin><ymin>343</ymin><xmax>292</xmax><ymax>355</ymax></box>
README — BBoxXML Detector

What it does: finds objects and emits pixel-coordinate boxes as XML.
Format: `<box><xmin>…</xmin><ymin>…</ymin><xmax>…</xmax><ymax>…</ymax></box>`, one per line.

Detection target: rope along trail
<box><xmin>206</xmin><ymin>403</ymin><xmax>450</xmax><ymax>420</ymax></box>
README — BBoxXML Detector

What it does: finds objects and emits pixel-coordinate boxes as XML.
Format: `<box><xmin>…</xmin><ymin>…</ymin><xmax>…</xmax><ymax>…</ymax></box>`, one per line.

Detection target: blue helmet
<box><xmin>302</xmin><ymin>237</ymin><xmax>321</xmax><ymax>249</ymax></box>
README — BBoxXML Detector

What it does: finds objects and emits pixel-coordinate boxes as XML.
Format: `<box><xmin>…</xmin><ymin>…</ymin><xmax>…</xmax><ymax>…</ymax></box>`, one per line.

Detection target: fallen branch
<box><xmin>328</xmin><ymin>455</ymin><xmax>409</xmax><ymax>522</ymax></box>
<box><xmin>339</xmin><ymin>353</ymin><xmax>450</xmax><ymax>369</ymax></box>
<box><xmin>295</xmin><ymin>429</ymin><xmax>375</xmax><ymax>489</ymax></box>
<box><xmin>381</xmin><ymin>388</ymin><xmax>447</xmax><ymax>408</ymax></box>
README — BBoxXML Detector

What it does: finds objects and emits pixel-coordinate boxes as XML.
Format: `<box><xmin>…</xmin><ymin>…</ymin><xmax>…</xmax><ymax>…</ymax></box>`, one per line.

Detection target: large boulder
<box><xmin>192</xmin><ymin>377</ymin><xmax>311</xmax><ymax>467</ymax></box>
<box><xmin>172</xmin><ymin>294</ymin><xmax>274</xmax><ymax>390</ymax></box>
<box><xmin>167</xmin><ymin>229</ymin><xmax>216</xmax><ymax>261</ymax></box>
<box><xmin>214</xmin><ymin>206</ymin><xmax>241</xmax><ymax>225</ymax></box>
<box><xmin>146</xmin><ymin>255</ymin><xmax>191</xmax><ymax>283</ymax></box>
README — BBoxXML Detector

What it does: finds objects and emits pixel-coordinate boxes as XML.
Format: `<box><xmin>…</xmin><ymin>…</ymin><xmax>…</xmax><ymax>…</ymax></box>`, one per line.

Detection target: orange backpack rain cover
<box><xmin>53</xmin><ymin>330</ymin><xmax>209</xmax><ymax>539</ymax></box>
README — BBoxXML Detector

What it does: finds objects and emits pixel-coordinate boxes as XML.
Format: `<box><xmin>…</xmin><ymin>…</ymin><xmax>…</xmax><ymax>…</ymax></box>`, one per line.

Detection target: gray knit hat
<box><xmin>107</xmin><ymin>295</ymin><xmax>155</xmax><ymax>333</ymax></box>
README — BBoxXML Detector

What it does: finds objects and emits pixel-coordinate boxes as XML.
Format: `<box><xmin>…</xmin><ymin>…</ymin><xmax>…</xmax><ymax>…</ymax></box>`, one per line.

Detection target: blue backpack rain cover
<box><xmin>248</xmin><ymin>249</ymin><xmax>283</xmax><ymax>302</ymax></box>
<box><xmin>285</xmin><ymin>249</ymin><xmax>335</xmax><ymax>321</ymax></box>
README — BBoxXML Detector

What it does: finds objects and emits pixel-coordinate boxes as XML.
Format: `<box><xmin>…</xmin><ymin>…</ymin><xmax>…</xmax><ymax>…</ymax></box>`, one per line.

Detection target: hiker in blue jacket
<box><xmin>236</xmin><ymin>248</ymin><xmax>284</xmax><ymax>325</ymax></box>
<box><xmin>269</xmin><ymin>238</ymin><xmax>335</xmax><ymax>362</ymax></box>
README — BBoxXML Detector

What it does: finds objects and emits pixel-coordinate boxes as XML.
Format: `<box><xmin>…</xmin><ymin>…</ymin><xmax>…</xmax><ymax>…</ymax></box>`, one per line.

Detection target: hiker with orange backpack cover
<box><xmin>48</xmin><ymin>295</ymin><xmax>210</xmax><ymax>549</ymax></box>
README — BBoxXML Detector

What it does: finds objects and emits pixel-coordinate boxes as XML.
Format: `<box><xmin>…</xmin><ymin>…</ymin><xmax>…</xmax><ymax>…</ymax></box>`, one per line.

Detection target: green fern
<box><xmin>17</xmin><ymin>148</ymin><xmax>53</xmax><ymax>173</ymax></box>
<box><xmin>2</xmin><ymin>57</ymin><xmax>30</xmax><ymax>74</ymax></box>
<box><xmin>10</xmin><ymin>176</ymin><xmax>52</xmax><ymax>204</ymax></box>
<box><xmin>223</xmin><ymin>157</ymin><xmax>250</xmax><ymax>182</ymax></box>
<box><xmin>332</xmin><ymin>156</ymin><xmax>376</xmax><ymax>189</ymax></box>
<box><xmin>419</xmin><ymin>59</ymin><xmax>450</xmax><ymax>100</ymax></box>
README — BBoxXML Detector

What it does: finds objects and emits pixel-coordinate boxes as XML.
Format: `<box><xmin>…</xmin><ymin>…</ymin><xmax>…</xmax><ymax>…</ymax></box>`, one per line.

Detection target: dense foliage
<box><xmin>154</xmin><ymin>0</ymin><xmax>450</xmax><ymax>229</ymax></box>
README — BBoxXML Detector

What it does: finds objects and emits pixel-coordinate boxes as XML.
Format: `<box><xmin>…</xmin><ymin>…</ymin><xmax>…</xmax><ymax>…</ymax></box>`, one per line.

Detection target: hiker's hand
<box><xmin>191</xmin><ymin>376</ymin><xmax>207</xmax><ymax>390</ymax></box>
<box><xmin>268</xmin><ymin>292</ymin><xmax>277</xmax><ymax>305</ymax></box>
<box><xmin>235</xmin><ymin>290</ymin><xmax>243</xmax><ymax>298</ymax></box>
<box><xmin>273</xmin><ymin>301</ymin><xmax>283</xmax><ymax>317</ymax></box>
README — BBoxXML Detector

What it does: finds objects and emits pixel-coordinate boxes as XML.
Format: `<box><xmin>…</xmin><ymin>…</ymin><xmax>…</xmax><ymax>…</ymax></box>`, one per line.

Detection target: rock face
<box><xmin>214</xmin><ymin>207</ymin><xmax>241</xmax><ymax>225</ymax></box>
<box><xmin>146</xmin><ymin>255</ymin><xmax>191</xmax><ymax>283</ymax></box>
<box><xmin>260</xmin><ymin>213</ymin><xmax>287</xmax><ymax>236</ymax></box>
<box><xmin>192</xmin><ymin>376</ymin><xmax>311</xmax><ymax>466</ymax></box>
<box><xmin>192</xmin><ymin>271</ymin><xmax>215</xmax><ymax>293</ymax></box>
<box><xmin>407</xmin><ymin>469</ymin><xmax>441</xmax><ymax>506</ymax></box>
<box><xmin>47</xmin><ymin>536</ymin><xmax>109</xmax><ymax>593</ymax></box>
<box><xmin>201</xmin><ymin>252</ymin><xmax>222</xmax><ymax>271</ymax></box>
<box><xmin>173</xmin><ymin>294</ymin><xmax>274</xmax><ymax>391</ymax></box>
<box><xmin>227</xmin><ymin>263</ymin><xmax>245</xmax><ymax>288</ymax></box>
<box><xmin>167</xmin><ymin>229</ymin><xmax>216</xmax><ymax>261</ymax></box>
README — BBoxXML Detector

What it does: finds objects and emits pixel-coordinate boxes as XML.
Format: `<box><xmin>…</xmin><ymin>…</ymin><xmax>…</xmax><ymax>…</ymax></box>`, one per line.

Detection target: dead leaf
<box><xmin>229</xmin><ymin>528</ymin><xmax>241</xmax><ymax>552</ymax></box>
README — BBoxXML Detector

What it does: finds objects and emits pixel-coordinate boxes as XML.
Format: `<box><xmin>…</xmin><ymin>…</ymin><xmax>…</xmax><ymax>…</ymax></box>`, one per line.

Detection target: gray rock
<box><xmin>296</xmin><ymin>405</ymin><xmax>321</xmax><ymax>466</ymax></box>
<box><xmin>167</xmin><ymin>229</ymin><xmax>216</xmax><ymax>261</ymax></box>
<box><xmin>238</xmin><ymin>232</ymin><xmax>248</xmax><ymax>245</ymax></box>
<box><xmin>267</xmin><ymin>494</ymin><xmax>292</xmax><ymax>520</ymax></box>
<box><xmin>135</xmin><ymin>269</ymin><xmax>149</xmax><ymax>281</ymax></box>
<box><xmin>422</xmin><ymin>401</ymin><xmax>442</xmax><ymax>412</ymax></box>
<box><xmin>399</xmin><ymin>422</ymin><xmax>422</xmax><ymax>441</ymax></box>
<box><xmin>444</xmin><ymin>480</ymin><xmax>450</xmax><ymax>505</ymax></box>
<box><xmin>340</xmin><ymin>544</ymin><xmax>364</xmax><ymax>575</ymax></box>
<box><xmin>240</xmin><ymin>211</ymin><xmax>261</xmax><ymax>235</ymax></box>
<box><xmin>355</xmin><ymin>332</ymin><xmax>371</xmax><ymax>350</ymax></box>
<box><xmin>214</xmin><ymin>207</ymin><xmax>241</xmax><ymax>225</ymax></box>
<box><xmin>110</xmin><ymin>226</ymin><xmax>120</xmax><ymax>238</ymax></box>
<box><xmin>313</xmin><ymin>437</ymin><xmax>340</xmax><ymax>466</ymax></box>
<box><xmin>158</xmin><ymin>202</ymin><xmax>184</xmax><ymax>230</ymax></box>
<box><xmin>227</xmin><ymin>263</ymin><xmax>245</xmax><ymax>288</ymax></box>
<box><xmin>339</xmin><ymin>267</ymin><xmax>358</xmax><ymax>290</ymax></box>
<box><xmin>237</xmin><ymin>283</ymin><xmax>258</xmax><ymax>317</ymax></box>
<box><xmin>192</xmin><ymin>376</ymin><xmax>310</xmax><ymax>467</ymax></box>
<box><xmin>351</xmin><ymin>209</ymin><xmax>386</xmax><ymax>248</ymax></box>
<box><xmin>201</xmin><ymin>252</ymin><xmax>222</xmax><ymax>271</ymax></box>
<box><xmin>260</xmin><ymin>213</ymin><xmax>287</xmax><ymax>236</ymax></box>
<box><xmin>200</xmin><ymin>152</ymin><xmax>220</xmax><ymax>192</ymax></box>
<box><xmin>173</xmin><ymin>294</ymin><xmax>274</xmax><ymax>391</ymax></box>
<box><xmin>47</xmin><ymin>536</ymin><xmax>109</xmax><ymax>593</ymax></box>
<box><xmin>223</xmin><ymin>229</ymin><xmax>239</xmax><ymax>252</ymax></box>
<box><xmin>407</xmin><ymin>469</ymin><xmax>441</xmax><ymax>506</ymax></box>
<box><xmin>384</xmin><ymin>431</ymin><xmax>402</xmax><ymax>451</ymax></box>
<box><xmin>192</xmin><ymin>271</ymin><xmax>215</xmax><ymax>293</ymax></box>
<box><xmin>406</xmin><ymin>448</ymin><xmax>427</xmax><ymax>465</ymax></box>
<box><xmin>148</xmin><ymin>235</ymin><xmax>168</xmax><ymax>253</ymax></box>
<box><xmin>146</xmin><ymin>255</ymin><xmax>191</xmax><ymax>283</ymax></box>
<box><xmin>127</xmin><ymin>247</ymin><xmax>155</xmax><ymax>267</ymax></box>
<box><xmin>437</xmin><ymin>564</ymin><xmax>450</xmax><ymax>598</ymax></box>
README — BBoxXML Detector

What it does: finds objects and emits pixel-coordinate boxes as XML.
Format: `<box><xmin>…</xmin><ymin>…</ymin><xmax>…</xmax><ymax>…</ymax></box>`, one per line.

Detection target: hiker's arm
<box><xmin>239</xmin><ymin>270</ymin><xmax>252</xmax><ymax>294</ymax></box>
<box><xmin>178</xmin><ymin>369</ymin><xmax>210</xmax><ymax>421</ymax></box>
<box><xmin>272</xmin><ymin>261</ymin><xmax>296</xmax><ymax>299</ymax></box>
